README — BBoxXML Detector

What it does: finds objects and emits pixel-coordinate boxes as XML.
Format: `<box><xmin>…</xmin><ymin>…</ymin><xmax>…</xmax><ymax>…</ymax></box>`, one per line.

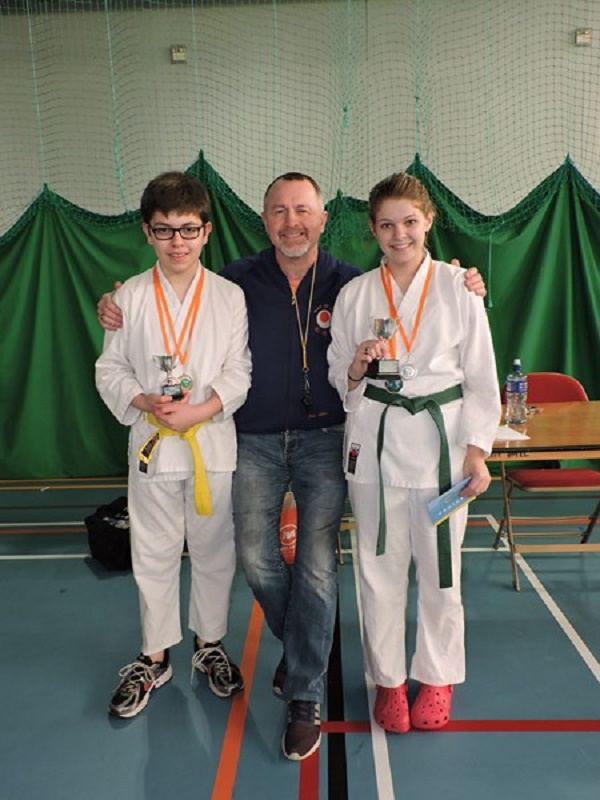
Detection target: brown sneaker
<box><xmin>281</xmin><ymin>700</ymin><xmax>321</xmax><ymax>761</ymax></box>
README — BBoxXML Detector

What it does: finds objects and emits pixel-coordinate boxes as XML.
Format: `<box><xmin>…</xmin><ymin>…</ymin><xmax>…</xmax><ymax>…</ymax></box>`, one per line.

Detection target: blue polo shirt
<box><xmin>222</xmin><ymin>247</ymin><xmax>360</xmax><ymax>433</ymax></box>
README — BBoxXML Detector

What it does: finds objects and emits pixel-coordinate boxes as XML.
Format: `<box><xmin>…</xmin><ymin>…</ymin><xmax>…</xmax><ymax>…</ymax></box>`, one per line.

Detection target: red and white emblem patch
<box><xmin>315</xmin><ymin>308</ymin><xmax>331</xmax><ymax>329</ymax></box>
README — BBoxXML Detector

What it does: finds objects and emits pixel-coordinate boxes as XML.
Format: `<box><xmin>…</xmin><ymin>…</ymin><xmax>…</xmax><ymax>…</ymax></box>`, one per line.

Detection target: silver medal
<box><xmin>400</xmin><ymin>362</ymin><xmax>418</xmax><ymax>380</ymax></box>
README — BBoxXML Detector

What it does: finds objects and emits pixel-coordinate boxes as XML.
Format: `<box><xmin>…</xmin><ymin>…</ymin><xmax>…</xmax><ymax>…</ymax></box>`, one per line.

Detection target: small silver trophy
<box><xmin>366</xmin><ymin>318</ymin><xmax>402</xmax><ymax>378</ymax></box>
<box><xmin>365</xmin><ymin>317</ymin><xmax>403</xmax><ymax>393</ymax></box>
<box><xmin>153</xmin><ymin>355</ymin><xmax>183</xmax><ymax>400</ymax></box>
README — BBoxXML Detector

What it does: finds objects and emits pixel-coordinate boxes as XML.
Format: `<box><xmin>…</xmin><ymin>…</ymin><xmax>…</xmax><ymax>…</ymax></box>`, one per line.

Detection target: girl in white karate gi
<box><xmin>328</xmin><ymin>173</ymin><xmax>500</xmax><ymax>733</ymax></box>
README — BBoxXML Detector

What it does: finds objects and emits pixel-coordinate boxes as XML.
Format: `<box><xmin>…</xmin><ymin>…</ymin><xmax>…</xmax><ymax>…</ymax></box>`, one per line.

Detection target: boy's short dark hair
<box><xmin>140</xmin><ymin>172</ymin><xmax>212</xmax><ymax>224</ymax></box>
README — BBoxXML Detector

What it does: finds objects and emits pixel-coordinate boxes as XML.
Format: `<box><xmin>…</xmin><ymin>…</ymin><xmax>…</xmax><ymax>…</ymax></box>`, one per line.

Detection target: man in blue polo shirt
<box><xmin>222</xmin><ymin>174</ymin><xmax>359</xmax><ymax>761</ymax></box>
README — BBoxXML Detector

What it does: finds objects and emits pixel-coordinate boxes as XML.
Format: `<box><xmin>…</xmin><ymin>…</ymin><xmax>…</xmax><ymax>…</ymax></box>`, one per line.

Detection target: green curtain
<box><xmin>1</xmin><ymin>154</ymin><xmax>599</xmax><ymax>479</ymax></box>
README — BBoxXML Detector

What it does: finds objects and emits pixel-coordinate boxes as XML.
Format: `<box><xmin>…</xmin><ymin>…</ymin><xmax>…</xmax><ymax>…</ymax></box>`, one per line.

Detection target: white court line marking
<box><xmin>0</xmin><ymin>552</ymin><xmax>189</xmax><ymax>562</ymax></box>
<box><xmin>0</xmin><ymin>554</ymin><xmax>88</xmax><ymax>560</ymax></box>
<box><xmin>478</xmin><ymin>513</ymin><xmax>600</xmax><ymax>684</ymax></box>
<box><xmin>511</xmin><ymin>555</ymin><xmax>600</xmax><ymax>682</ymax></box>
<box><xmin>350</xmin><ymin>528</ymin><xmax>396</xmax><ymax>800</ymax></box>
<box><xmin>0</xmin><ymin>521</ymin><xmax>83</xmax><ymax>528</ymax></box>
<box><xmin>463</xmin><ymin>513</ymin><xmax>507</xmax><ymax>552</ymax></box>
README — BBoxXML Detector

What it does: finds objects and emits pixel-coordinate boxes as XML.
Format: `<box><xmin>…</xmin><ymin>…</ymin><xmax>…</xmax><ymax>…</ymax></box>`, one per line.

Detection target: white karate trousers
<box><xmin>127</xmin><ymin>469</ymin><xmax>236</xmax><ymax>655</ymax></box>
<box><xmin>349</xmin><ymin>482</ymin><xmax>468</xmax><ymax>688</ymax></box>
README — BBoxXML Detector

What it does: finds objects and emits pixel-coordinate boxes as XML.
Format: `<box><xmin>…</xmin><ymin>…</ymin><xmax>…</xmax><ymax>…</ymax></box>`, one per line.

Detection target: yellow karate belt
<box><xmin>137</xmin><ymin>414</ymin><xmax>213</xmax><ymax>516</ymax></box>
<box><xmin>364</xmin><ymin>383</ymin><xmax>463</xmax><ymax>589</ymax></box>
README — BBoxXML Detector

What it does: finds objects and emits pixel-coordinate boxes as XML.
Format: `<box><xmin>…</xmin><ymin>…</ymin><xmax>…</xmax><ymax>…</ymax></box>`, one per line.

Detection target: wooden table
<box><xmin>491</xmin><ymin>401</ymin><xmax>600</xmax><ymax>462</ymax></box>
<box><xmin>490</xmin><ymin>401</ymin><xmax>600</xmax><ymax>589</ymax></box>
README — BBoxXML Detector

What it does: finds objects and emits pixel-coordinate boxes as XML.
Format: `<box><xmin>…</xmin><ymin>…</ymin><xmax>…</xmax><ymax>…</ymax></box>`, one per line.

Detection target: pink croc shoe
<box><xmin>373</xmin><ymin>683</ymin><xmax>410</xmax><ymax>733</ymax></box>
<box><xmin>410</xmin><ymin>684</ymin><xmax>454</xmax><ymax>730</ymax></box>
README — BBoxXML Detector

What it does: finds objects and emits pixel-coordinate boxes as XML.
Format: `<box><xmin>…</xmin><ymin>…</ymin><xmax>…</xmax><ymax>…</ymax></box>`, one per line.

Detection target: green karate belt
<box><xmin>363</xmin><ymin>383</ymin><xmax>463</xmax><ymax>589</ymax></box>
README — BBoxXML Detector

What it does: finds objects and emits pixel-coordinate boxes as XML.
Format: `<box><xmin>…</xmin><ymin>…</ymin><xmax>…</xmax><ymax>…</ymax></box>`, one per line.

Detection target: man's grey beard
<box><xmin>278</xmin><ymin>241</ymin><xmax>311</xmax><ymax>259</ymax></box>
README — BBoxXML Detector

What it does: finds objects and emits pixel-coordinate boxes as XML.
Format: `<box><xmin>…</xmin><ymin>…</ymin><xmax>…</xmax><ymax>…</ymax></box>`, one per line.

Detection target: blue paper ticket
<box><xmin>427</xmin><ymin>477</ymin><xmax>474</xmax><ymax>525</ymax></box>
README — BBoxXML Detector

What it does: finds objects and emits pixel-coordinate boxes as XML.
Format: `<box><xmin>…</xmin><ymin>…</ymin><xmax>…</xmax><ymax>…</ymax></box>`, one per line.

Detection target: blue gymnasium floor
<box><xmin>1</xmin><ymin>479</ymin><xmax>600</xmax><ymax>800</ymax></box>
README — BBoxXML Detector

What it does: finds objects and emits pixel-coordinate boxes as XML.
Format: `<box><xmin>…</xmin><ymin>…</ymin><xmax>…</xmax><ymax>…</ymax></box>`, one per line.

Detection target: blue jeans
<box><xmin>233</xmin><ymin>427</ymin><xmax>346</xmax><ymax>704</ymax></box>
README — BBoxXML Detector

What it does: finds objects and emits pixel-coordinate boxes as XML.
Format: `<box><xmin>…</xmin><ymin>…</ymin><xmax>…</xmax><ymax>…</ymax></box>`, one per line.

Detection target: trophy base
<box><xmin>366</xmin><ymin>358</ymin><xmax>401</xmax><ymax>380</ymax></box>
<box><xmin>162</xmin><ymin>384</ymin><xmax>184</xmax><ymax>401</ymax></box>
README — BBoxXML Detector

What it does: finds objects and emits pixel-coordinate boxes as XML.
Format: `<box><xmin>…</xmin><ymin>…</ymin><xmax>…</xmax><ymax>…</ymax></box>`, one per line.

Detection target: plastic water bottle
<box><xmin>505</xmin><ymin>358</ymin><xmax>528</xmax><ymax>424</ymax></box>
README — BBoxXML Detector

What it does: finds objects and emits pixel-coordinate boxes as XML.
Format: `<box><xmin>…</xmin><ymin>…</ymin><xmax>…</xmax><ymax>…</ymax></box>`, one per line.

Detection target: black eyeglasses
<box><xmin>149</xmin><ymin>225</ymin><xmax>204</xmax><ymax>240</ymax></box>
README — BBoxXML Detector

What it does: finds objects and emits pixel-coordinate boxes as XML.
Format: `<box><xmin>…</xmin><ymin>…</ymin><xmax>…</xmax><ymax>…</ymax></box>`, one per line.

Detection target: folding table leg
<box><xmin>580</xmin><ymin>498</ymin><xmax>600</xmax><ymax>544</ymax></box>
<box><xmin>498</xmin><ymin>463</ymin><xmax>521</xmax><ymax>590</ymax></box>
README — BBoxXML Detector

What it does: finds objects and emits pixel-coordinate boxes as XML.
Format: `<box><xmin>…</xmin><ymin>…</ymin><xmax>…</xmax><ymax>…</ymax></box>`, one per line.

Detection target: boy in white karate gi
<box><xmin>96</xmin><ymin>172</ymin><xmax>251</xmax><ymax>718</ymax></box>
<box><xmin>328</xmin><ymin>172</ymin><xmax>500</xmax><ymax>734</ymax></box>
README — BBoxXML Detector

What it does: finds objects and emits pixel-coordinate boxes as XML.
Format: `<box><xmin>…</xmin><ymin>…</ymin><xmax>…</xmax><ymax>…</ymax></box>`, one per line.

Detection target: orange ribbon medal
<box><xmin>153</xmin><ymin>264</ymin><xmax>204</xmax><ymax>389</ymax></box>
<box><xmin>379</xmin><ymin>254</ymin><xmax>433</xmax><ymax>379</ymax></box>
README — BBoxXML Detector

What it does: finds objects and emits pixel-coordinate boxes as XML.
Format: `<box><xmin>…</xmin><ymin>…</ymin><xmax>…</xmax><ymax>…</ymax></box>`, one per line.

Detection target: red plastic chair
<box><xmin>495</xmin><ymin>373</ymin><xmax>600</xmax><ymax>590</ymax></box>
